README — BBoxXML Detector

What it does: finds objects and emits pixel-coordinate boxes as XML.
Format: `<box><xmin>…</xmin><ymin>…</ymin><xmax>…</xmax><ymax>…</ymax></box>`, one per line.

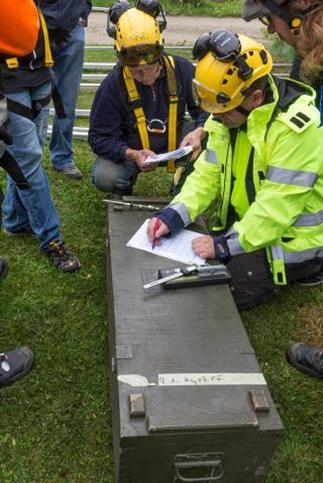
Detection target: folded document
<box><xmin>144</xmin><ymin>145</ymin><xmax>193</xmax><ymax>165</ymax></box>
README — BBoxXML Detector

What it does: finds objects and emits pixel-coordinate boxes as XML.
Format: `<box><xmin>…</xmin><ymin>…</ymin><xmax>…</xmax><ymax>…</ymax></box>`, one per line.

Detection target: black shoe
<box><xmin>3</xmin><ymin>225</ymin><xmax>35</xmax><ymax>237</ymax></box>
<box><xmin>110</xmin><ymin>193</ymin><xmax>124</xmax><ymax>201</ymax></box>
<box><xmin>286</xmin><ymin>343</ymin><xmax>323</xmax><ymax>379</ymax></box>
<box><xmin>110</xmin><ymin>187</ymin><xmax>133</xmax><ymax>200</ymax></box>
<box><xmin>46</xmin><ymin>240</ymin><xmax>81</xmax><ymax>273</ymax></box>
<box><xmin>0</xmin><ymin>257</ymin><xmax>8</xmax><ymax>280</ymax></box>
<box><xmin>294</xmin><ymin>271</ymin><xmax>323</xmax><ymax>287</ymax></box>
<box><xmin>0</xmin><ymin>347</ymin><xmax>34</xmax><ymax>388</ymax></box>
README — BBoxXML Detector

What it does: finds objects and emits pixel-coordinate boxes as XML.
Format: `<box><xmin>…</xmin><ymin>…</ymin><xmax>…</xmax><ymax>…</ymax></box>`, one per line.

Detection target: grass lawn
<box><xmin>0</xmin><ymin>25</ymin><xmax>321</xmax><ymax>483</ymax></box>
<box><xmin>93</xmin><ymin>0</ymin><xmax>244</xmax><ymax>17</ymax></box>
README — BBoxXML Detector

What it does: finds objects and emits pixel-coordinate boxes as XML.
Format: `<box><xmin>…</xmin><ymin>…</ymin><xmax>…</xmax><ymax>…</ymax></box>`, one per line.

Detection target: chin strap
<box><xmin>234</xmin><ymin>105</ymin><xmax>251</xmax><ymax>117</ymax></box>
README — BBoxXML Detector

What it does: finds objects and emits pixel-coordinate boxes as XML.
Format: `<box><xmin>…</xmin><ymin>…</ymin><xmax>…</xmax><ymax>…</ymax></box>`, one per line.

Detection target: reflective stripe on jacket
<box><xmin>169</xmin><ymin>75</ymin><xmax>323</xmax><ymax>285</ymax></box>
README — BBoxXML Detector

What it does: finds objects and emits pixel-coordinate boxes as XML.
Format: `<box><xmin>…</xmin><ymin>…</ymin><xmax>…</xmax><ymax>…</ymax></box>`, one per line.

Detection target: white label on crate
<box><xmin>118</xmin><ymin>373</ymin><xmax>267</xmax><ymax>387</ymax></box>
<box><xmin>158</xmin><ymin>373</ymin><xmax>267</xmax><ymax>386</ymax></box>
<box><xmin>118</xmin><ymin>374</ymin><xmax>156</xmax><ymax>387</ymax></box>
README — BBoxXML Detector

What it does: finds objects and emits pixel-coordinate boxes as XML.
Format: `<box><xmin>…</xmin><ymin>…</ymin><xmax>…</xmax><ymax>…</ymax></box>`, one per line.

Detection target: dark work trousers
<box><xmin>227</xmin><ymin>249</ymin><xmax>323</xmax><ymax>311</ymax></box>
<box><xmin>92</xmin><ymin>120</ymin><xmax>206</xmax><ymax>196</ymax></box>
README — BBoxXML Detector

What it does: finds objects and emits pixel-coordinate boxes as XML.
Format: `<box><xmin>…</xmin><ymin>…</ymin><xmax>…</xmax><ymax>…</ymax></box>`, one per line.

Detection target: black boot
<box><xmin>0</xmin><ymin>347</ymin><xmax>34</xmax><ymax>388</ymax></box>
<box><xmin>286</xmin><ymin>343</ymin><xmax>323</xmax><ymax>379</ymax></box>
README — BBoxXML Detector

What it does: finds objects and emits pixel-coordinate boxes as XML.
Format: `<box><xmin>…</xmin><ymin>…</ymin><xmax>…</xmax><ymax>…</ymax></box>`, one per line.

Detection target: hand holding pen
<box><xmin>152</xmin><ymin>218</ymin><xmax>161</xmax><ymax>249</ymax></box>
<box><xmin>147</xmin><ymin>217</ymin><xmax>170</xmax><ymax>248</ymax></box>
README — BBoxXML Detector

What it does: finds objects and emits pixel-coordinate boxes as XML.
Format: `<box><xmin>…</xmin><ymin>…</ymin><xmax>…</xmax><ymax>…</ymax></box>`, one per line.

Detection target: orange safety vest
<box><xmin>0</xmin><ymin>0</ymin><xmax>40</xmax><ymax>57</ymax></box>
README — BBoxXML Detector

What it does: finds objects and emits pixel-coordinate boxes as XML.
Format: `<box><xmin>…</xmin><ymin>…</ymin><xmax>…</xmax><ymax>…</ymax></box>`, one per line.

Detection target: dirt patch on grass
<box><xmin>293</xmin><ymin>304</ymin><xmax>323</xmax><ymax>346</ymax></box>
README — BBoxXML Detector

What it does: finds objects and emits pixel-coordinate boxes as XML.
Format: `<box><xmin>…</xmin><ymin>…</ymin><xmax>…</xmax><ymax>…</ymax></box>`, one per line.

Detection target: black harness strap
<box><xmin>0</xmin><ymin>150</ymin><xmax>30</xmax><ymax>189</ymax></box>
<box><xmin>7</xmin><ymin>93</ymin><xmax>52</xmax><ymax>120</ymax></box>
<box><xmin>51</xmin><ymin>83</ymin><xmax>66</xmax><ymax>119</ymax></box>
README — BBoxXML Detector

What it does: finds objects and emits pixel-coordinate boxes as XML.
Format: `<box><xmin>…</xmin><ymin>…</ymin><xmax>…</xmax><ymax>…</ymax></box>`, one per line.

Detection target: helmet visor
<box><xmin>192</xmin><ymin>78</ymin><xmax>232</xmax><ymax>113</ymax></box>
<box><xmin>118</xmin><ymin>43</ymin><xmax>164</xmax><ymax>66</ymax></box>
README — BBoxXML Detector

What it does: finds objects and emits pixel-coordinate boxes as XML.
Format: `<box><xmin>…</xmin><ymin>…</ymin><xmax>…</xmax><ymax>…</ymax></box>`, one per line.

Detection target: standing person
<box><xmin>0</xmin><ymin>0</ymin><xmax>41</xmax><ymax>389</ymax></box>
<box><xmin>88</xmin><ymin>0</ymin><xmax>207</xmax><ymax>198</ymax></box>
<box><xmin>39</xmin><ymin>0</ymin><xmax>92</xmax><ymax>180</ymax></box>
<box><xmin>1</xmin><ymin>4</ymin><xmax>80</xmax><ymax>273</ymax></box>
<box><xmin>146</xmin><ymin>29</ymin><xmax>323</xmax><ymax>310</ymax></box>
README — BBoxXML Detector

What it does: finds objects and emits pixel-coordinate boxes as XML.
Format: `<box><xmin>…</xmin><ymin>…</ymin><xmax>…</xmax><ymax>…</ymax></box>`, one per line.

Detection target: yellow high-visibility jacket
<box><xmin>163</xmin><ymin>76</ymin><xmax>323</xmax><ymax>284</ymax></box>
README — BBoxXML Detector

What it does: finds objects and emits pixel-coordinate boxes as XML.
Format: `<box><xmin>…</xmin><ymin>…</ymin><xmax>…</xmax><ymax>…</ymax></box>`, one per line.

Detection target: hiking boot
<box><xmin>3</xmin><ymin>225</ymin><xmax>35</xmax><ymax>237</ymax></box>
<box><xmin>0</xmin><ymin>257</ymin><xmax>8</xmax><ymax>280</ymax></box>
<box><xmin>53</xmin><ymin>163</ymin><xmax>83</xmax><ymax>180</ymax></box>
<box><xmin>294</xmin><ymin>271</ymin><xmax>323</xmax><ymax>287</ymax></box>
<box><xmin>46</xmin><ymin>240</ymin><xmax>81</xmax><ymax>273</ymax></box>
<box><xmin>0</xmin><ymin>347</ymin><xmax>34</xmax><ymax>388</ymax></box>
<box><xmin>286</xmin><ymin>343</ymin><xmax>323</xmax><ymax>379</ymax></box>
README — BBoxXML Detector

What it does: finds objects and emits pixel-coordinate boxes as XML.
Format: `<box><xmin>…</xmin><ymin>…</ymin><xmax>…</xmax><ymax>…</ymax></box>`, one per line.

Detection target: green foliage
<box><xmin>93</xmin><ymin>0</ymin><xmax>243</xmax><ymax>17</ymax></box>
<box><xmin>268</xmin><ymin>35</ymin><xmax>296</xmax><ymax>63</ymax></box>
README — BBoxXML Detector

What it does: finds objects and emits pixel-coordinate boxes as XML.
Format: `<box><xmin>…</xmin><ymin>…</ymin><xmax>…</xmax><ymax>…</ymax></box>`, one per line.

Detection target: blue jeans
<box><xmin>50</xmin><ymin>24</ymin><xmax>85</xmax><ymax>169</ymax></box>
<box><xmin>2</xmin><ymin>81</ymin><xmax>62</xmax><ymax>250</ymax></box>
<box><xmin>92</xmin><ymin>157</ymin><xmax>139</xmax><ymax>194</ymax></box>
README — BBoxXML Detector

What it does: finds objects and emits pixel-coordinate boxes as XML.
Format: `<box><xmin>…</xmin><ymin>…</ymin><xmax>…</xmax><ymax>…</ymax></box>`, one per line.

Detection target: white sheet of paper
<box><xmin>126</xmin><ymin>219</ymin><xmax>206</xmax><ymax>266</ymax></box>
<box><xmin>144</xmin><ymin>146</ymin><xmax>193</xmax><ymax>165</ymax></box>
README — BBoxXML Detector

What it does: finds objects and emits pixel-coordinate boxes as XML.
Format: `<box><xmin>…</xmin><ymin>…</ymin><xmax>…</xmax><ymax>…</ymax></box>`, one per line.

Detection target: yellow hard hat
<box><xmin>192</xmin><ymin>29</ymin><xmax>273</xmax><ymax>114</ymax></box>
<box><xmin>108</xmin><ymin>2</ymin><xmax>166</xmax><ymax>66</ymax></box>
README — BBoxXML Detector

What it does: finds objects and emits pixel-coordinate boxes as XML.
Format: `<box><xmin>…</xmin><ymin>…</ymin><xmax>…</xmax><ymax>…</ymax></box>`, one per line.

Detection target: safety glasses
<box><xmin>118</xmin><ymin>43</ymin><xmax>164</xmax><ymax>67</ymax></box>
<box><xmin>192</xmin><ymin>79</ymin><xmax>231</xmax><ymax>113</ymax></box>
<box><xmin>259</xmin><ymin>14</ymin><xmax>272</xmax><ymax>26</ymax></box>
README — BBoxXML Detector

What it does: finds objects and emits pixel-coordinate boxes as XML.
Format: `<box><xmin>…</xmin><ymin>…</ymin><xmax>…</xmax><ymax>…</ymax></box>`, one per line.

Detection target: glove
<box><xmin>0</xmin><ymin>123</ymin><xmax>13</xmax><ymax>145</ymax></box>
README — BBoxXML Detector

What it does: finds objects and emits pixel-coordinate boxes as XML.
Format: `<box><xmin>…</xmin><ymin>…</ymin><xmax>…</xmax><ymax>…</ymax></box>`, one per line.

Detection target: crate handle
<box><xmin>174</xmin><ymin>453</ymin><xmax>224</xmax><ymax>482</ymax></box>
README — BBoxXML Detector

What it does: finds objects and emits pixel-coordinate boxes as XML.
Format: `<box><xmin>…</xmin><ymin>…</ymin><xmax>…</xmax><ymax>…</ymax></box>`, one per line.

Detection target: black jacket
<box><xmin>89</xmin><ymin>56</ymin><xmax>208</xmax><ymax>162</ymax></box>
<box><xmin>38</xmin><ymin>0</ymin><xmax>92</xmax><ymax>33</ymax></box>
<box><xmin>1</xmin><ymin>24</ymin><xmax>51</xmax><ymax>93</ymax></box>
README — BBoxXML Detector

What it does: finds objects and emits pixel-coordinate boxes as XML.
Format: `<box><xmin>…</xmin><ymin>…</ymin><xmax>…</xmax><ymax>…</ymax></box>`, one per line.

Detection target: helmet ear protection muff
<box><xmin>193</xmin><ymin>29</ymin><xmax>254</xmax><ymax>81</ymax></box>
<box><xmin>287</xmin><ymin>14</ymin><xmax>303</xmax><ymax>33</ymax></box>
<box><xmin>192</xmin><ymin>32</ymin><xmax>212</xmax><ymax>61</ymax></box>
<box><xmin>135</xmin><ymin>0</ymin><xmax>167</xmax><ymax>32</ymax></box>
<box><xmin>261</xmin><ymin>0</ymin><xmax>303</xmax><ymax>34</ymax></box>
<box><xmin>107</xmin><ymin>1</ymin><xmax>131</xmax><ymax>38</ymax></box>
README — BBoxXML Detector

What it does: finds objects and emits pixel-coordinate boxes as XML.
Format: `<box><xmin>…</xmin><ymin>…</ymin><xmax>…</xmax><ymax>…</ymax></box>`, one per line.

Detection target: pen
<box><xmin>152</xmin><ymin>218</ymin><xmax>161</xmax><ymax>250</ymax></box>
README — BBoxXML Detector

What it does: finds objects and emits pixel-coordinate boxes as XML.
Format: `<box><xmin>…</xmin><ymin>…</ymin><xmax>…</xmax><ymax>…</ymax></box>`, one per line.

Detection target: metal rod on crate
<box><xmin>103</xmin><ymin>199</ymin><xmax>160</xmax><ymax>211</ymax></box>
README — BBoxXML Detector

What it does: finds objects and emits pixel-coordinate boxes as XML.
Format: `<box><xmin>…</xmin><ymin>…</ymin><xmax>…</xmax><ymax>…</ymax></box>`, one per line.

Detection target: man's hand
<box><xmin>180</xmin><ymin>127</ymin><xmax>205</xmax><ymax>161</ymax></box>
<box><xmin>191</xmin><ymin>235</ymin><xmax>215</xmax><ymax>260</ymax></box>
<box><xmin>125</xmin><ymin>148</ymin><xmax>157</xmax><ymax>172</ymax></box>
<box><xmin>146</xmin><ymin>217</ymin><xmax>170</xmax><ymax>246</ymax></box>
